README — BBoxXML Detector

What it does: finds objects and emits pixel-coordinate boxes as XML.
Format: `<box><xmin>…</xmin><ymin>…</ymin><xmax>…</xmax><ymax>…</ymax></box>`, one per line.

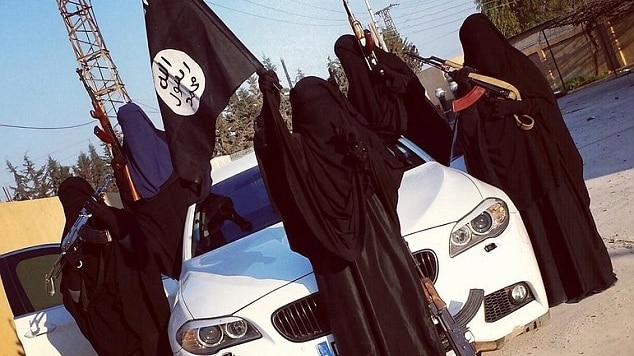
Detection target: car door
<box><xmin>0</xmin><ymin>244</ymin><xmax>96</xmax><ymax>356</ymax></box>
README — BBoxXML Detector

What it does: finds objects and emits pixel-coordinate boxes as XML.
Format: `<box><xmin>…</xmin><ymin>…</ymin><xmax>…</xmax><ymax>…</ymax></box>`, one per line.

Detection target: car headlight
<box><xmin>449</xmin><ymin>198</ymin><xmax>509</xmax><ymax>257</ymax></box>
<box><xmin>176</xmin><ymin>317</ymin><xmax>262</xmax><ymax>355</ymax></box>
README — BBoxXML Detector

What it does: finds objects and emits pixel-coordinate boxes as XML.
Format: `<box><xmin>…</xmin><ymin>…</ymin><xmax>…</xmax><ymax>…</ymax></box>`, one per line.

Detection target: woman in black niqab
<box><xmin>456</xmin><ymin>13</ymin><xmax>616</xmax><ymax>307</ymax></box>
<box><xmin>116</xmin><ymin>102</ymin><xmax>209</xmax><ymax>279</ymax></box>
<box><xmin>58</xmin><ymin>177</ymin><xmax>171</xmax><ymax>356</ymax></box>
<box><xmin>255</xmin><ymin>73</ymin><xmax>444</xmax><ymax>356</ymax></box>
<box><xmin>334</xmin><ymin>34</ymin><xmax>453</xmax><ymax>166</ymax></box>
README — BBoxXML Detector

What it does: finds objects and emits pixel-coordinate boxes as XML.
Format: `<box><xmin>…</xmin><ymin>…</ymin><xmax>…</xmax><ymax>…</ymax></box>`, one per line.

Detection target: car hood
<box><xmin>179</xmin><ymin>223</ymin><xmax>313</xmax><ymax>318</ymax></box>
<box><xmin>179</xmin><ymin>162</ymin><xmax>484</xmax><ymax>318</ymax></box>
<box><xmin>397</xmin><ymin>161</ymin><xmax>484</xmax><ymax>235</ymax></box>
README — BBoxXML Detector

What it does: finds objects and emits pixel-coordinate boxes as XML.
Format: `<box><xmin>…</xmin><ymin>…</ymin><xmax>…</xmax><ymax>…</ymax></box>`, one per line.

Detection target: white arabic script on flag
<box><xmin>151</xmin><ymin>48</ymin><xmax>206</xmax><ymax>116</ymax></box>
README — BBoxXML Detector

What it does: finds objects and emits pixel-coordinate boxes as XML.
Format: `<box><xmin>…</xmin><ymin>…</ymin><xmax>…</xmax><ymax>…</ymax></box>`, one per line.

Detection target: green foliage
<box><xmin>72</xmin><ymin>144</ymin><xmax>110</xmax><ymax>189</ymax></box>
<box><xmin>327</xmin><ymin>56</ymin><xmax>349</xmax><ymax>96</ymax></box>
<box><xmin>5</xmin><ymin>155</ymin><xmax>49</xmax><ymax>200</ymax></box>
<box><xmin>46</xmin><ymin>157</ymin><xmax>72</xmax><ymax>192</ymax></box>
<box><xmin>214</xmin><ymin>56</ymin><xmax>292</xmax><ymax>156</ymax></box>
<box><xmin>564</xmin><ymin>73</ymin><xmax>608</xmax><ymax>91</ymax></box>
<box><xmin>474</xmin><ymin>0</ymin><xmax>574</xmax><ymax>37</ymax></box>
<box><xmin>381</xmin><ymin>29</ymin><xmax>423</xmax><ymax>73</ymax></box>
<box><xmin>5</xmin><ymin>143</ymin><xmax>110</xmax><ymax>201</ymax></box>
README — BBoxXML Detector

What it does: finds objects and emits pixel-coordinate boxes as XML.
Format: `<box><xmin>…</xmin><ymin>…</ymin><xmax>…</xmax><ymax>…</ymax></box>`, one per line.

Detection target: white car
<box><xmin>0</xmin><ymin>242</ymin><xmax>180</xmax><ymax>356</ymax></box>
<box><xmin>169</xmin><ymin>137</ymin><xmax>550</xmax><ymax>355</ymax></box>
<box><xmin>0</xmin><ymin>140</ymin><xmax>548</xmax><ymax>355</ymax></box>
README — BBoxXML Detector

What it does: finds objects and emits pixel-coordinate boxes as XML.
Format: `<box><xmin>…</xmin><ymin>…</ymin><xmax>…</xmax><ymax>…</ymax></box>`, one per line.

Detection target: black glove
<box><xmin>64</xmin><ymin>246</ymin><xmax>83</xmax><ymax>269</ymax></box>
<box><xmin>450</xmin><ymin>67</ymin><xmax>475</xmax><ymax>95</ymax></box>
<box><xmin>491</xmin><ymin>99</ymin><xmax>525</xmax><ymax>118</ymax></box>
<box><xmin>258</xmin><ymin>69</ymin><xmax>281</xmax><ymax>111</ymax></box>
<box><xmin>84</xmin><ymin>199</ymin><xmax>119</xmax><ymax>235</ymax></box>
<box><xmin>79</xmin><ymin>225</ymin><xmax>111</xmax><ymax>244</ymax></box>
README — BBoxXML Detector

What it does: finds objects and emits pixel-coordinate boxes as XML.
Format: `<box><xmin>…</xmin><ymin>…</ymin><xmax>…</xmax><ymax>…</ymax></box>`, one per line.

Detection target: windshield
<box><xmin>191</xmin><ymin>139</ymin><xmax>427</xmax><ymax>257</ymax></box>
<box><xmin>191</xmin><ymin>165</ymin><xmax>280</xmax><ymax>257</ymax></box>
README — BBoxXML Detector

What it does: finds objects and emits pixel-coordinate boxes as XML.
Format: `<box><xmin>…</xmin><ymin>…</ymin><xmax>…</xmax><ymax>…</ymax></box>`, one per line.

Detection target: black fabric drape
<box><xmin>131</xmin><ymin>175</ymin><xmax>202</xmax><ymax>279</ymax></box>
<box><xmin>255</xmin><ymin>75</ymin><xmax>444</xmax><ymax>355</ymax></box>
<box><xmin>115</xmin><ymin>100</ymin><xmax>210</xmax><ymax>280</ymax></box>
<box><xmin>58</xmin><ymin>178</ymin><xmax>171</xmax><ymax>356</ymax></box>
<box><xmin>334</xmin><ymin>34</ymin><xmax>453</xmax><ymax>165</ymax></box>
<box><xmin>457</xmin><ymin>13</ymin><xmax>616</xmax><ymax>307</ymax></box>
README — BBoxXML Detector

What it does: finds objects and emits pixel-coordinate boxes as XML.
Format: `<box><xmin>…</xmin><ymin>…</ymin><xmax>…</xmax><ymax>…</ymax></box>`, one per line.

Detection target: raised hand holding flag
<box><xmin>143</xmin><ymin>0</ymin><xmax>262</xmax><ymax>183</ymax></box>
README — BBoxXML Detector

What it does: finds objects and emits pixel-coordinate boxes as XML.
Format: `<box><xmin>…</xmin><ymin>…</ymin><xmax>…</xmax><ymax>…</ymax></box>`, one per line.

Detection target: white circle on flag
<box><xmin>151</xmin><ymin>49</ymin><xmax>206</xmax><ymax>116</ymax></box>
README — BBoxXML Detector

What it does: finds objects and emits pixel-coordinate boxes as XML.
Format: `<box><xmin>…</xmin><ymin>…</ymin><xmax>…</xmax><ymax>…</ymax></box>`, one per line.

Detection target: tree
<box><xmin>5</xmin><ymin>142</ymin><xmax>118</xmax><ymax>201</ymax></box>
<box><xmin>46</xmin><ymin>156</ymin><xmax>72</xmax><ymax>193</ymax></box>
<box><xmin>72</xmin><ymin>143</ymin><xmax>110</xmax><ymax>190</ymax></box>
<box><xmin>294</xmin><ymin>68</ymin><xmax>305</xmax><ymax>86</ymax></box>
<box><xmin>381</xmin><ymin>28</ymin><xmax>423</xmax><ymax>73</ymax></box>
<box><xmin>327</xmin><ymin>56</ymin><xmax>349</xmax><ymax>96</ymax></box>
<box><xmin>215</xmin><ymin>75</ymin><xmax>262</xmax><ymax>156</ymax></box>
<box><xmin>214</xmin><ymin>57</ymin><xmax>292</xmax><ymax>156</ymax></box>
<box><xmin>474</xmin><ymin>0</ymin><xmax>574</xmax><ymax>37</ymax></box>
<box><xmin>6</xmin><ymin>155</ymin><xmax>50</xmax><ymax>200</ymax></box>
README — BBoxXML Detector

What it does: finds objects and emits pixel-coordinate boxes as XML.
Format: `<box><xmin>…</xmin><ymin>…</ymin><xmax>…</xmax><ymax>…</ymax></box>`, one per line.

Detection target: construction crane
<box><xmin>56</xmin><ymin>0</ymin><xmax>130</xmax><ymax>122</ymax></box>
<box><xmin>55</xmin><ymin>0</ymin><xmax>140</xmax><ymax>201</ymax></box>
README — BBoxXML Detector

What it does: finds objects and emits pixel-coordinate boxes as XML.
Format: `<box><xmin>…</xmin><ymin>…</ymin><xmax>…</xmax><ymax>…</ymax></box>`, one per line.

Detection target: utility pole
<box><xmin>375</xmin><ymin>3</ymin><xmax>400</xmax><ymax>47</ymax></box>
<box><xmin>280</xmin><ymin>58</ymin><xmax>294</xmax><ymax>89</ymax></box>
<box><xmin>375</xmin><ymin>4</ymin><xmax>399</xmax><ymax>36</ymax></box>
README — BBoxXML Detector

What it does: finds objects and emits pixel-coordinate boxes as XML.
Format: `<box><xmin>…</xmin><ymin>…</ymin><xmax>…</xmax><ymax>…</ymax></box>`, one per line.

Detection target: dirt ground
<box><xmin>484</xmin><ymin>71</ymin><xmax>634</xmax><ymax>356</ymax></box>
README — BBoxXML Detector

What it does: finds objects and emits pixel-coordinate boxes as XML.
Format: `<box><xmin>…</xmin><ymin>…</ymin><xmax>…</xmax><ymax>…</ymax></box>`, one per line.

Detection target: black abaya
<box><xmin>456</xmin><ymin>14</ymin><xmax>616</xmax><ymax>307</ymax></box>
<box><xmin>255</xmin><ymin>74</ymin><xmax>444</xmax><ymax>355</ymax></box>
<box><xmin>58</xmin><ymin>177</ymin><xmax>171</xmax><ymax>356</ymax></box>
<box><xmin>334</xmin><ymin>34</ymin><xmax>453</xmax><ymax>166</ymax></box>
<box><xmin>116</xmin><ymin>102</ymin><xmax>210</xmax><ymax>279</ymax></box>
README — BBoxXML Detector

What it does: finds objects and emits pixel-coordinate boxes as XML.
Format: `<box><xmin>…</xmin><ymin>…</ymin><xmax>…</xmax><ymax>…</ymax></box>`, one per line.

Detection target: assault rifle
<box><xmin>421</xmin><ymin>276</ymin><xmax>478</xmax><ymax>356</ymax></box>
<box><xmin>77</xmin><ymin>69</ymin><xmax>141</xmax><ymax>201</ymax></box>
<box><xmin>343</xmin><ymin>0</ymin><xmax>382</xmax><ymax>74</ymax></box>
<box><xmin>405</xmin><ymin>52</ymin><xmax>534</xmax><ymax>130</ymax></box>
<box><xmin>407</xmin><ymin>239</ymin><xmax>478</xmax><ymax>356</ymax></box>
<box><xmin>45</xmin><ymin>175</ymin><xmax>113</xmax><ymax>296</ymax></box>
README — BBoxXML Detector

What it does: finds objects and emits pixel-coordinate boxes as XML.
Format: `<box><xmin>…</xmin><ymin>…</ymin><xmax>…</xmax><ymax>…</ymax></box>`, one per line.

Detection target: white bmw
<box><xmin>168</xmin><ymin>137</ymin><xmax>550</xmax><ymax>356</ymax></box>
<box><xmin>0</xmin><ymin>138</ymin><xmax>549</xmax><ymax>355</ymax></box>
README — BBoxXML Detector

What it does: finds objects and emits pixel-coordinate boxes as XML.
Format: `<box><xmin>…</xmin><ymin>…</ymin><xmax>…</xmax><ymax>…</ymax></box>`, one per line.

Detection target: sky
<box><xmin>0</xmin><ymin>0</ymin><xmax>478</xmax><ymax>200</ymax></box>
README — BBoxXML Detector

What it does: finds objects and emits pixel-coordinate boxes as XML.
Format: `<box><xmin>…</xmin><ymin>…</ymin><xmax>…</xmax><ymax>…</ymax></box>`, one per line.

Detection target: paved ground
<box><xmin>484</xmin><ymin>71</ymin><xmax>634</xmax><ymax>356</ymax></box>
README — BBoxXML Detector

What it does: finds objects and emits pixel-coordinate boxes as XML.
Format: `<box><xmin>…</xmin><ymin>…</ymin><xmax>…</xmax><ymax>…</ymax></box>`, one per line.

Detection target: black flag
<box><xmin>143</xmin><ymin>0</ymin><xmax>261</xmax><ymax>183</ymax></box>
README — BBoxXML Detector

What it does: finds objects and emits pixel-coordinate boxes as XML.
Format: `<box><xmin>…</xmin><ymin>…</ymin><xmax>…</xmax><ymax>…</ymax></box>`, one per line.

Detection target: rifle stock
<box><xmin>405</xmin><ymin>52</ymin><xmax>534</xmax><ymax>130</ymax></box>
<box><xmin>421</xmin><ymin>276</ymin><xmax>478</xmax><ymax>356</ymax></box>
<box><xmin>405</xmin><ymin>236</ymin><xmax>477</xmax><ymax>355</ymax></box>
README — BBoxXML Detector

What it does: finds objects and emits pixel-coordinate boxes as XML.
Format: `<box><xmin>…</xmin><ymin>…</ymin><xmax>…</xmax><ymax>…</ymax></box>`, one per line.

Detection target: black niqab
<box><xmin>335</xmin><ymin>34</ymin><xmax>453</xmax><ymax>165</ymax></box>
<box><xmin>458</xmin><ymin>13</ymin><xmax>616</xmax><ymax>306</ymax></box>
<box><xmin>57</xmin><ymin>177</ymin><xmax>171</xmax><ymax>355</ymax></box>
<box><xmin>255</xmin><ymin>76</ymin><xmax>444</xmax><ymax>355</ymax></box>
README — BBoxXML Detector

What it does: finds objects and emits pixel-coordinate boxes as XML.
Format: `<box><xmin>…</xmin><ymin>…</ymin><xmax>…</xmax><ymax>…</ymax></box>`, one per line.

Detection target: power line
<box><xmin>285</xmin><ymin>0</ymin><xmax>344</xmax><ymax>14</ymax></box>
<box><xmin>237</xmin><ymin>0</ymin><xmax>347</xmax><ymax>21</ymax></box>
<box><xmin>0</xmin><ymin>121</ymin><xmax>94</xmax><ymax>130</ymax></box>
<box><xmin>206</xmin><ymin>1</ymin><xmax>344</xmax><ymax>26</ymax></box>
